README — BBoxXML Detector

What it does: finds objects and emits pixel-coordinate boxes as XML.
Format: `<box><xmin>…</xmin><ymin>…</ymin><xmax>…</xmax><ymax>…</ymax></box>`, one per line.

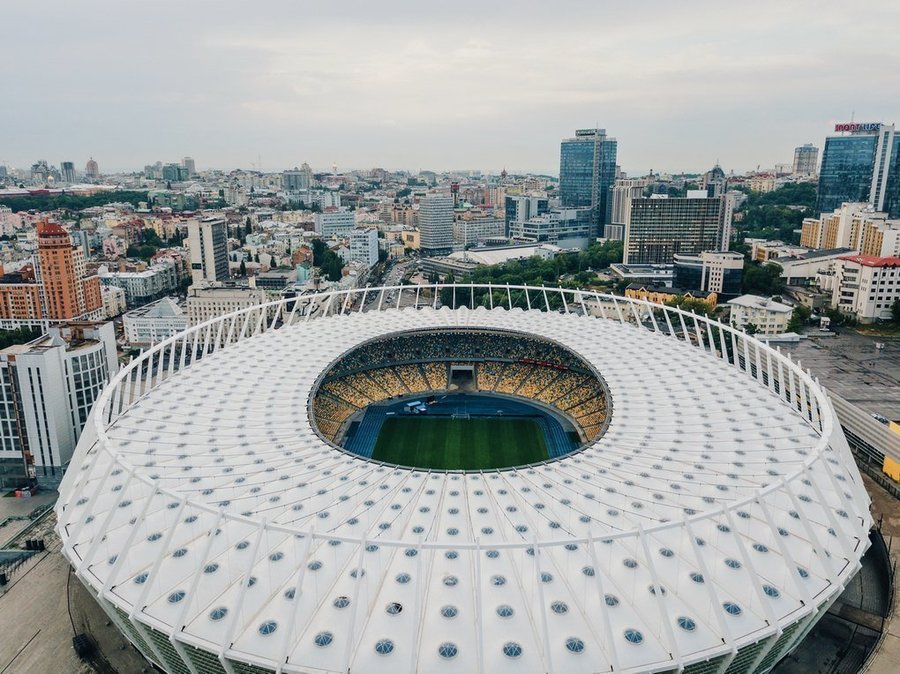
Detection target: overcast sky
<box><xmin>2</xmin><ymin>0</ymin><xmax>899</xmax><ymax>176</ymax></box>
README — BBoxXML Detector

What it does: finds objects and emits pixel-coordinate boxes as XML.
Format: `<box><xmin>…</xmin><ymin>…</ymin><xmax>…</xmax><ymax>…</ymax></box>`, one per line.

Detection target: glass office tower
<box><xmin>817</xmin><ymin>123</ymin><xmax>900</xmax><ymax>217</ymax></box>
<box><xmin>559</xmin><ymin>129</ymin><xmax>617</xmax><ymax>234</ymax></box>
<box><xmin>879</xmin><ymin>133</ymin><xmax>900</xmax><ymax>218</ymax></box>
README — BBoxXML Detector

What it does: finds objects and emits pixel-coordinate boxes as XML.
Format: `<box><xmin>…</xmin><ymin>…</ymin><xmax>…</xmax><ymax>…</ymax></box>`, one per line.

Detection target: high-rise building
<box><xmin>314</xmin><ymin>208</ymin><xmax>356</xmax><ymax>238</ymax></box>
<box><xmin>623</xmin><ymin>192</ymin><xmax>733</xmax><ymax>265</ymax></box>
<box><xmin>800</xmin><ymin>202</ymin><xmax>900</xmax><ymax>257</ymax></box>
<box><xmin>182</xmin><ymin>156</ymin><xmax>196</xmax><ymax>176</ymax></box>
<box><xmin>283</xmin><ymin>163</ymin><xmax>314</xmax><ymax>192</ymax></box>
<box><xmin>144</xmin><ymin>161</ymin><xmax>163</xmax><ymax>180</ymax></box>
<box><xmin>85</xmin><ymin>157</ymin><xmax>100</xmax><ymax>181</ymax></box>
<box><xmin>349</xmin><ymin>228</ymin><xmax>379</xmax><ymax>268</ymax></box>
<box><xmin>817</xmin><ymin>122</ymin><xmax>900</xmax><ymax>217</ymax></box>
<box><xmin>188</xmin><ymin>217</ymin><xmax>229</xmax><ymax>285</ymax></box>
<box><xmin>504</xmin><ymin>196</ymin><xmax>548</xmax><ymax>236</ymax></box>
<box><xmin>418</xmin><ymin>195</ymin><xmax>454</xmax><ymax>255</ymax></box>
<box><xmin>792</xmin><ymin>144</ymin><xmax>818</xmax><ymax>175</ymax></box>
<box><xmin>34</xmin><ymin>221</ymin><xmax>103</xmax><ymax>321</ymax></box>
<box><xmin>31</xmin><ymin>160</ymin><xmax>51</xmax><ymax>185</ymax></box>
<box><xmin>163</xmin><ymin>163</ymin><xmax>189</xmax><ymax>182</ymax></box>
<box><xmin>559</xmin><ymin>128</ymin><xmax>617</xmax><ymax>233</ymax></box>
<box><xmin>60</xmin><ymin>161</ymin><xmax>76</xmax><ymax>183</ymax></box>
<box><xmin>283</xmin><ymin>166</ymin><xmax>311</xmax><ymax>192</ymax></box>
<box><xmin>0</xmin><ymin>322</ymin><xmax>117</xmax><ymax>486</ymax></box>
<box><xmin>607</xmin><ymin>178</ymin><xmax>650</xmax><ymax>240</ymax></box>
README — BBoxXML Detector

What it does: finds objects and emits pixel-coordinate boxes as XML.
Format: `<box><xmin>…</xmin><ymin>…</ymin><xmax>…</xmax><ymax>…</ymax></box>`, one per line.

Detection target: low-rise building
<box><xmin>254</xmin><ymin>270</ymin><xmax>295</xmax><ymax>290</ymax></box>
<box><xmin>624</xmin><ymin>284</ymin><xmax>717</xmax><ymax>310</ymax></box>
<box><xmin>101</xmin><ymin>284</ymin><xmax>127</xmax><ymax>318</ymax></box>
<box><xmin>831</xmin><ymin>255</ymin><xmax>900</xmax><ymax>323</ymax></box>
<box><xmin>0</xmin><ymin>266</ymin><xmax>43</xmax><ymax>325</ymax></box>
<box><xmin>452</xmin><ymin>218</ymin><xmax>506</xmax><ymax>247</ymax></box>
<box><xmin>382</xmin><ymin>240</ymin><xmax>405</xmax><ymax>260</ymax></box>
<box><xmin>673</xmin><ymin>251</ymin><xmax>743</xmax><ymax>298</ymax></box>
<box><xmin>509</xmin><ymin>207</ymin><xmax>593</xmax><ymax>248</ymax></box>
<box><xmin>751</xmin><ymin>240</ymin><xmax>809</xmax><ymax>262</ymax></box>
<box><xmin>748</xmin><ymin>175</ymin><xmax>776</xmax><ymax>193</ymax></box>
<box><xmin>447</xmin><ymin>243</ymin><xmax>560</xmax><ymax>266</ymax></box>
<box><xmin>123</xmin><ymin>297</ymin><xmax>188</xmax><ymax>345</ymax></box>
<box><xmin>98</xmin><ymin>259</ymin><xmax>180</xmax><ymax>306</ymax></box>
<box><xmin>727</xmin><ymin>294</ymin><xmax>793</xmax><ymax>334</ymax></box>
<box><xmin>380</xmin><ymin>202</ymin><xmax>417</xmax><ymax>227</ymax></box>
<box><xmin>609</xmin><ymin>263</ymin><xmax>675</xmax><ymax>288</ymax></box>
<box><xmin>186</xmin><ymin>283</ymin><xmax>271</xmax><ymax>326</ymax></box>
<box><xmin>770</xmin><ymin>248</ymin><xmax>855</xmax><ymax>285</ymax></box>
<box><xmin>399</xmin><ymin>228</ymin><xmax>420</xmax><ymax>250</ymax></box>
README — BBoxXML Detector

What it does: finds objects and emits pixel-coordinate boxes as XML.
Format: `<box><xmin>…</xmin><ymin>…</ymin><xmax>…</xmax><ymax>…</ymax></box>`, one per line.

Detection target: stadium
<box><xmin>55</xmin><ymin>284</ymin><xmax>872</xmax><ymax>674</ymax></box>
<box><xmin>312</xmin><ymin>328</ymin><xmax>609</xmax><ymax>469</ymax></box>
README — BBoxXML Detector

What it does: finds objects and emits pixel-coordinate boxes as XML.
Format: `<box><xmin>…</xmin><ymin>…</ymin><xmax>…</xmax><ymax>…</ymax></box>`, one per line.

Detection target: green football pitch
<box><xmin>371</xmin><ymin>416</ymin><xmax>549</xmax><ymax>470</ymax></box>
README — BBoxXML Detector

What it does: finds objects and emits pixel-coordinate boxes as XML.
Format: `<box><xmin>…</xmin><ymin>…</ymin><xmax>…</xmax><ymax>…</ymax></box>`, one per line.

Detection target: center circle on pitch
<box><xmin>309</xmin><ymin>328</ymin><xmax>611</xmax><ymax>470</ymax></box>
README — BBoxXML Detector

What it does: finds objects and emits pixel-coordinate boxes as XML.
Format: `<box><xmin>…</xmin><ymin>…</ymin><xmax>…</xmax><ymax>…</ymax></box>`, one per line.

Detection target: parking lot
<box><xmin>778</xmin><ymin>331</ymin><xmax>900</xmax><ymax>421</ymax></box>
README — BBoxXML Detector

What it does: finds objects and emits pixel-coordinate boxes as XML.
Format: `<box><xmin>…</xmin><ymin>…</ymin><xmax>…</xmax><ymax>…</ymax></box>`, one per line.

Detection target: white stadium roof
<box><xmin>56</xmin><ymin>285</ymin><xmax>872</xmax><ymax>674</ymax></box>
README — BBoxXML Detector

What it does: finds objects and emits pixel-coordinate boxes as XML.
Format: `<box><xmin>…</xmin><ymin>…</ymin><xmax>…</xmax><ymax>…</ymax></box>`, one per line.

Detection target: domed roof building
<box><xmin>57</xmin><ymin>284</ymin><xmax>871</xmax><ymax>674</ymax></box>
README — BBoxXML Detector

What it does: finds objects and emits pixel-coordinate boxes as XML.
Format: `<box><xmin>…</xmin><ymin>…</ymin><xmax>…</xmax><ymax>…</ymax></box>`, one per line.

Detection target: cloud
<box><xmin>2</xmin><ymin>0</ymin><xmax>899</xmax><ymax>173</ymax></box>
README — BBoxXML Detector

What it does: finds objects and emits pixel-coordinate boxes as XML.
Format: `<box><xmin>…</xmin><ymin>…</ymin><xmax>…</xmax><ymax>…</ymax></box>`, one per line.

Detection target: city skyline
<box><xmin>3</xmin><ymin>0</ymin><xmax>899</xmax><ymax>175</ymax></box>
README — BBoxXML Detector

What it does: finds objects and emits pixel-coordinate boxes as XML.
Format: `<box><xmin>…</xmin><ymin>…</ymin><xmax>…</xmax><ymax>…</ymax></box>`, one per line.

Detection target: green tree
<box><xmin>440</xmin><ymin>272</ymin><xmax>457</xmax><ymax>307</ymax></box>
<box><xmin>742</xmin><ymin>262</ymin><xmax>784</xmax><ymax>296</ymax></box>
<box><xmin>311</xmin><ymin>239</ymin><xmax>327</xmax><ymax>265</ymax></box>
<box><xmin>0</xmin><ymin>190</ymin><xmax>149</xmax><ymax>213</ymax></box>
<box><xmin>239</xmin><ymin>259</ymin><xmax>246</xmax><ymax>276</ymax></box>
<box><xmin>254</xmin><ymin>252</ymin><xmax>260</xmax><ymax>263</ymax></box>
<box><xmin>730</xmin><ymin>184</ymin><xmax>817</xmax><ymax>245</ymax></box>
<box><xmin>787</xmin><ymin>305</ymin><xmax>811</xmax><ymax>332</ymax></box>
<box><xmin>744</xmin><ymin>323</ymin><xmax>759</xmax><ymax>335</ymax></box>
<box><xmin>665</xmin><ymin>295</ymin><xmax>715</xmax><ymax>317</ymax></box>
<box><xmin>0</xmin><ymin>327</ymin><xmax>41</xmax><ymax>349</ymax></box>
<box><xmin>461</xmin><ymin>240</ymin><xmax>624</xmax><ymax>290</ymax></box>
<box><xmin>310</xmin><ymin>238</ymin><xmax>344</xmax><ymax>281</ymax></box>
<box><xmin>892</xmin><ymin>298</ymin><xmax>900</xmax><ymax>325</ymax></box>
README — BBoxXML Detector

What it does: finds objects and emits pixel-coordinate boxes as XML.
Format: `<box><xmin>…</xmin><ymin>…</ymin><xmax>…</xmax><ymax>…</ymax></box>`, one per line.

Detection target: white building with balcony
<box><xmin>727</xmin><ymin>294</ymin><xmax>793</xmax><ymax>335</ymax></box>
<box><xmin>831</xmin><ymin>255</ymin><xmax>900</xmax><ymax>323</ymax></box>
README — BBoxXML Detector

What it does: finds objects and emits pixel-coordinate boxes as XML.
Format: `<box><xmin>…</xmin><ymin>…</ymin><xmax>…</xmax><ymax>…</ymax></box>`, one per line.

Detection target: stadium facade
<box><xmin>56</xmin><ymin>284</ymin><xmax>871</xmax><ymax>674</ymax></box>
